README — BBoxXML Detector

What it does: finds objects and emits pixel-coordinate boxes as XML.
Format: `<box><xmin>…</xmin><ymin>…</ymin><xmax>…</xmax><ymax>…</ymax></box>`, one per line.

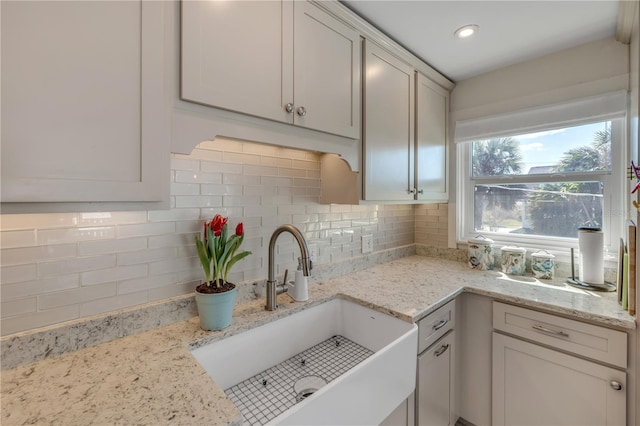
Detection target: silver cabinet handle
<box><xmin>296</xmin><ymin>106</ymin><xmax>306</xmax><ymax>116</ymax></box>
<box><xmin>610</xmin><ymin>381</ymin><xmax>623</xmax><ymax>391</ymax></box>
<box><xmin>432</xmin><ymin>319</ymin><xmax>448</xmax><ymax>331</ymax></box>
<box><xmin>532</xmin><ymin>324</ymin><xmax>569</xmax><ymax>338</ymax></box>
<box><xmin>434</xmin><ymin>344</ymin><xmax>449</xmax><ymax>357</ymax></box>
<box><xmin>284</xmin><ymin>103</ymin><xmax>294</xmax><ymax>113</ymax></box>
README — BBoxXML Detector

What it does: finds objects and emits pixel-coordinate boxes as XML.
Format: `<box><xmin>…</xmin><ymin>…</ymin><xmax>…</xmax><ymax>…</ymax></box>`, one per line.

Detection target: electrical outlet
<box><xmin>308</xmin><ymin>244</ymin><xmax>318</xmax><ymax>261</ymax></box>
<box><xmin>362</xmin><ymin>235</ymin><xmax>373</xmax><ymax>254</ymax></box>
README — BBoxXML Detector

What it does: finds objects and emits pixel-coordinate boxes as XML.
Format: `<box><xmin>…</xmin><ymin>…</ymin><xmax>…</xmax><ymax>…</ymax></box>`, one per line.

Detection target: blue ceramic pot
<box><xmin>194</xmin><ymin>285</ymin><xmax>237</xmax><ymax>331</ymax></box>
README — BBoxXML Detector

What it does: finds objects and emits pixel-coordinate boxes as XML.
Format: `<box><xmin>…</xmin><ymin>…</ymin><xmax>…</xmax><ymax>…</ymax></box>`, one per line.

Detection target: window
<box><xmin>456</xmin><ymin>94</ymin><xmax>627</xmax><ymax>259</ymax></box>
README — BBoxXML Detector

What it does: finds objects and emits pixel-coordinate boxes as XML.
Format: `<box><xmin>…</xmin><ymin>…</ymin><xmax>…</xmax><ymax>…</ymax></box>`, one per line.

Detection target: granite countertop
<box><xmin>1</xmin><ymin>255</ymin><xmax>635</xmax><ymax>425</ymax></box>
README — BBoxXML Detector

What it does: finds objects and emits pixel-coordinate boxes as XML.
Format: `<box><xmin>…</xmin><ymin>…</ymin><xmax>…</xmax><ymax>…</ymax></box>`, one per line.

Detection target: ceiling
<box><xmin>341</xmin><ymin>1</ymin><xmax>620</xmax><ymax>82</ymax></box>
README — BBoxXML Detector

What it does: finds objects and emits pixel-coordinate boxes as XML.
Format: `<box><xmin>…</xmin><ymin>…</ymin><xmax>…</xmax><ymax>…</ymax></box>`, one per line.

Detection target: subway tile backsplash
<box><xmin>0</xmin><ymin>138</ymin><xmax>445</xmax><ymax>335</ymax></box>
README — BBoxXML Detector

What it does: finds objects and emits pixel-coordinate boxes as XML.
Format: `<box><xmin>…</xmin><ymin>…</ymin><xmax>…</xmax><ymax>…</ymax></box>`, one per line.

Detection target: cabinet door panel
<box><xmin>492</xmin><ymin>333</ymin><xmax>626</xmax><ymax>426</ymax></box>
<box><xmin>181</xmin><ymin>0</ymin><xmax>290</xmax><ymax>124</ymax></box>
<box><xmin>294</xmin><ymin>1</ymin><xmax>360</xmax><ymax>139</ymax></box>
<box><xmin>417</xmin><ymin>331</ymin><xmax>454</xmax><ymax>426</ymax></box>
<box><xmin>1</xmin><ymin>1</ymin><xmax>167</xmax><ymax>202</ymax></box>
<box><xmin>416</xmin><ymin>73</ymin><xmax>448</xmax><ymax>201</ymax></box>
<box><xmin>363</xmin><ymin>41</ymin><xmax>414</xmax><ymax>201</ymax></box>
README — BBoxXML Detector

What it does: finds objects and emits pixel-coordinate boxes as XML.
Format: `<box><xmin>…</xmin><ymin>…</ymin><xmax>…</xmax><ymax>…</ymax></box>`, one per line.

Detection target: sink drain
<box><xmin>294</xmin><ymin>375</ymin><xmax>327</xmax><ymax>402</ymax></box>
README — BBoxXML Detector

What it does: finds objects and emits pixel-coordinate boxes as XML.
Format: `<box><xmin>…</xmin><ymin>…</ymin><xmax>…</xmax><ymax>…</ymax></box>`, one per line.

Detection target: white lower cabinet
<box><xmin>415</xmin><ymin>300</ymin><xmax>456</xmax><ymax>426</ymax></box>
<box><xmin>417</xmin><ymin>331</ymin><xmax>455</xmax><ymax>426</ymax></box>
<box><xmin>381</xmin><ymin>393</ymin><xmax>415</xmax><ymax>426</ymax></box>
<box><xmin>492</xmin><ymin>302</ymin><xmax>627</xmax><ymax>426</ymax></box>
<box><xmin>493</xmin><ymin>333</ymin><xmax>626</xmax><ymax>426</ymax></box>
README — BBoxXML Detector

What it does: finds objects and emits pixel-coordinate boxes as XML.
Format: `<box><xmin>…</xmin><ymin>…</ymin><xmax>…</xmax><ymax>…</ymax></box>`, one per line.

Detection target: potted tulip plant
<box><xmin>194</xmin><ymin>214</ymin><xmax>251</xmax><ymax>330</ymax></box>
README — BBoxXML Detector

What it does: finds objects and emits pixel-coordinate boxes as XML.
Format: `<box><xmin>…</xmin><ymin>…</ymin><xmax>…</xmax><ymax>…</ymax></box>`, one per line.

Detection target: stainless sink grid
<box><xmin>224</xmin><ymin>335</ymin><xmax>374</xmax><ymax>425</ymax></box>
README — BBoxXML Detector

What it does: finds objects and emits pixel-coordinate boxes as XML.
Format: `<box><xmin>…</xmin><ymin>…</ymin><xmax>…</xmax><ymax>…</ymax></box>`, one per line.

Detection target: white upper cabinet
<box><xmin>416</xmin><ymin>73</ymin><xmax>449</xmax><ymax>202</ymax></box>
<box><xmin>181</xmin><ymin>1</ymin><xmax>288</xmax><ymax>124</ymax></box>
<box><xmin>360</xmin><ymin>41</ymin><xmax>450</xmax><ymax>203</ymax></box>
<box><xmin>363</xmin><ymin>40</ymin><xmax>415</xmax><ymax>201</ymax></box>
<box><xmin>293</xmin><ymin>1</ymin><xmax>361</xmax><ymax>138</ymax></box>
<box><xmin>181</xmin><ymin>0</ymin><xmax>360</xmax><ymax>139</ymax></box>
<box><xmin>1</xmin><ymin>1</ymin><xmax>168</xmax><ymax>206</ymax></box>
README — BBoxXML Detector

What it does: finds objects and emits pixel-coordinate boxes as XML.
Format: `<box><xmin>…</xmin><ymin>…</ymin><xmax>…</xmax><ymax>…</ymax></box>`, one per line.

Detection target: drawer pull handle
<box><xmin>434</xmin><ymin>344</ymin><xmax>449</xmax><ymax>357</ymax></box>
<box><xmin>610</xmin><ymin>381</ymin><xmax>623</xmax><ymax>391</ymax></box>
<box><xmin>433</xmin><ymin>319</ymin><xmax>448</xmax><ymax>331</ymax></box>
<box><xmin>532</xmin><ymin>324</ymin><xmax>569</xmax><ymax>338</ymax></box>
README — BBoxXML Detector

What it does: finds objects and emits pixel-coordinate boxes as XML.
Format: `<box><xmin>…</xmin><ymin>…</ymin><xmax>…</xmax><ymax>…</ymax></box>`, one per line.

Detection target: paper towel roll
<box><xmin>578</xmin><ymin>228</ymin><xmax>604</xmax><ymax>285</ymax></box>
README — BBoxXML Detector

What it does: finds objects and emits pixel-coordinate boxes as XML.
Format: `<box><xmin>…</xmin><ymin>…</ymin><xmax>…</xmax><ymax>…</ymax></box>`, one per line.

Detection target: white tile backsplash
<box><xmin>1</xmin><ymin>297</ymin><xmax>37</xmax><ymax>317</ymax></box>
<box><xmin>37</xmin><ymin>226</ymin><xmax>116</xmax><ymax>245</ymax></box>
<box><xmin>1</xmin><ymin>275</ymin><xmax>80</xmax><ymax>301</ymax></box>
<box><xmin>38</xmin><ymin>283</ymin><xmax>117</xmax><ymax>310</ymax></box>
<box><xmin>81</xmin><ymin>264</ymin><xmax>148</xmax><ymax>286</ymax></box>
<box><xmin>1</xmin><ymin>306</ymin><xmax>80</xmax><ymax>335</ymax></box>
<box><xmin>0</xmin><ymin>230</ymin><xmax>37</xmax><ymax>249</ymax></box>
<box><xmin>78</xmin><ymin>211</ymin><xmax>148</xmax><ymax>226</ymax></box>
<box><xmin>1</xmin><ymin>264</ymin><xmax>38</xmax><ymax>284</ymax></box>
<box><xmin>415</xmin><ymin>203</ymin><xmax>449</xmax><ymax>248</ymax></box>
<box><xmin>38</xmin><ymin>255</ymin><xmax>117</xmax><ymax>278</ymax></box>
<box><xmin>0</xmin><ymin>138</ymin><xmax>447</xmax><ymax>336</ymax></box>
<box><xmin>1</xmin><ymin>244</ymin><xmax>77</xmax><ymax>266</ymax></box>
<box><xmin>1</xmin><ymin>213</ymin><xmax>79</xmax><ymax>230</ymax></box>
<box><xmin>78</xmin><ymin>237</ymin><xmax>147</xmax><ymax>256</ymax></box>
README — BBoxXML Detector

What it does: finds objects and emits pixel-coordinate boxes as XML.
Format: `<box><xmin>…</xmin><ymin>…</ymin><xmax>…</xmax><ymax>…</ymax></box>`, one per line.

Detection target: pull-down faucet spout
<box><xmin>266</xmin><ymin>224</ymin><xmax>312</xmax><ymax>311</ymax></box>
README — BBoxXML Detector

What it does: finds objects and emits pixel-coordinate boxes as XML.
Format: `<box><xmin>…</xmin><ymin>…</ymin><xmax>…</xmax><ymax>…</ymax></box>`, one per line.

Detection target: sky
<box><xmin>514</xmin><ymin>121</ymin><xmax>609</xmax><ymax>174</ymax></box>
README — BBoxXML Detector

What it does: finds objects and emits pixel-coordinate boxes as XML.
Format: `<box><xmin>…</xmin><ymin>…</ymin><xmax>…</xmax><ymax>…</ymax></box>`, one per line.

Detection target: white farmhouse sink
<box><xmin>191</xmin><ymin>298</ymin><xmax>418</xmax><ymax>425</ymax></box>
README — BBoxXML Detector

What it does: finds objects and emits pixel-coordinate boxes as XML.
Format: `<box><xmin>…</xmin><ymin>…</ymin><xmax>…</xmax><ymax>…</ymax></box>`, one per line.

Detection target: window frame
<box><xmin>456</xmin><ymin>117</ymin><xmax>626</xmax><ymax>263</ymax></box>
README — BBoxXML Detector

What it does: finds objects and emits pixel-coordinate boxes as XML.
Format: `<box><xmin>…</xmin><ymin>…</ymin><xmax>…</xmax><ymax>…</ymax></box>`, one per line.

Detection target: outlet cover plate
<box><xmin>362</xmin><ymin>235</ymin><xmax>373</xmax><ymax>254</ymax></box>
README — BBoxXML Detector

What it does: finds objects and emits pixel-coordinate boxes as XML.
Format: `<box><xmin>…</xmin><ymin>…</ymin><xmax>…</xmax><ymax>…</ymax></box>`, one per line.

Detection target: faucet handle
<box><xmin>283</xmin><ymin>269</ymin><xmax>289</xmax><ymax>286</ymax></box>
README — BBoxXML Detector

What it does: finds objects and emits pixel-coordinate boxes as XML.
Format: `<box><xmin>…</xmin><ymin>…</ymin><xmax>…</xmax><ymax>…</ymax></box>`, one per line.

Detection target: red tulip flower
<box><xmin>195</xmin><ymin>214</ymin><xmax>251</xmax><ymax>287</ymax></box>
<box><xmin>210</xmin><ymin>214</ymin><xmax>227</xmax><ymax>237</ymax></box>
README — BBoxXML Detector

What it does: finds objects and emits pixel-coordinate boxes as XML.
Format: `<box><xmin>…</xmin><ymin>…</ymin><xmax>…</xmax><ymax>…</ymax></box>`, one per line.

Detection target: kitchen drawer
<box><xmin>418</xmin><ymin>299</ymin><xmax>455</xmax><ymax>354</ymax></box>
<box><xmin>493</xmin><ymin>302</ymin><xmax>627</xmax><ymax>368</ymax></box>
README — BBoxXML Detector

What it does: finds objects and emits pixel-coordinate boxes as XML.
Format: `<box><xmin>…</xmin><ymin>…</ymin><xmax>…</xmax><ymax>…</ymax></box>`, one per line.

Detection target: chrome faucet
<box><xmin>266</xmin><ymin>224</ymin><xmax>312</xmax><ymax>310</ymax></box>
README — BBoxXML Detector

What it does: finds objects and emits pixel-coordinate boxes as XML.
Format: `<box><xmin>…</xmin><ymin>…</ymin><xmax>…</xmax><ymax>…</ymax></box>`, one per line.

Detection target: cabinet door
<box><xmin>293</xmin><ymin>1</ymin><xmax>360</xmax><ymax>139</ymax></box>
<box><xmin>417</xmin><ymin>331</ymin><xmax>455</xmax><ymax>426</ymax></box>
<box><xmin>181</xmin><ymin>0</ymin><xmax>291</xmax><ymax>124</ymax></box>
<box><xmin>363</xmin><ymin>41</ymin><xmax>415</xmax><ymax>201</ymax></box>
<box><xmin>1</xmin><ymin>1</ymin><xmax>167</xmax><ymax>203</ymax></box>
<box><xmin>415</xmin><ymin>73</ymin><xmax>448</xmax><ymax>202</ymax></box>
<box><xmin>493</xmin><ymin>333</ymin><xmax>626</xmax><ymax>426</ymax></box>
<box><xmin>381</xmin><ymin>398</ymin><xmax>409</xmax><ymax>426</ymax></box>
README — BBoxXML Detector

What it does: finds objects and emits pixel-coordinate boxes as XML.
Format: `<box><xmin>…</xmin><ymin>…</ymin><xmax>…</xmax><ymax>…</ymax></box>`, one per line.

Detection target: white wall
<box><xmin>0</xmin><ymin>138</ymin><xmax>415</xmax><ymax>335</ymax></box>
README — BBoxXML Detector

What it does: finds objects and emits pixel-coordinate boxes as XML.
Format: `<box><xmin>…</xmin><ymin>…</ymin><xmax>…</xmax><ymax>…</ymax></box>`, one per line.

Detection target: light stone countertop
<box><xmin>1</xmin><ymin>255</ymin><xmax>635</xmax><ymax>425</ymax></box>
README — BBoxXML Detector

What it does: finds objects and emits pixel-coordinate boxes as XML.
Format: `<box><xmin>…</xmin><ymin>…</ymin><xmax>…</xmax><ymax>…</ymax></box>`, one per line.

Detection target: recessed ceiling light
<box><xmin>454</xmin><ymin>24</ymin><xmax>479</xmax><ymax>39</ymax></box>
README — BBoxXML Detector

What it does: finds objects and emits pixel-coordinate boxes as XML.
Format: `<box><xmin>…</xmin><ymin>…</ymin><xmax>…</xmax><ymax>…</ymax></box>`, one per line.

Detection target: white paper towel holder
<box><xmin>565</xmin><ymin>247</ymin><xmax>616</xmax><ymax>292</ymax></box>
